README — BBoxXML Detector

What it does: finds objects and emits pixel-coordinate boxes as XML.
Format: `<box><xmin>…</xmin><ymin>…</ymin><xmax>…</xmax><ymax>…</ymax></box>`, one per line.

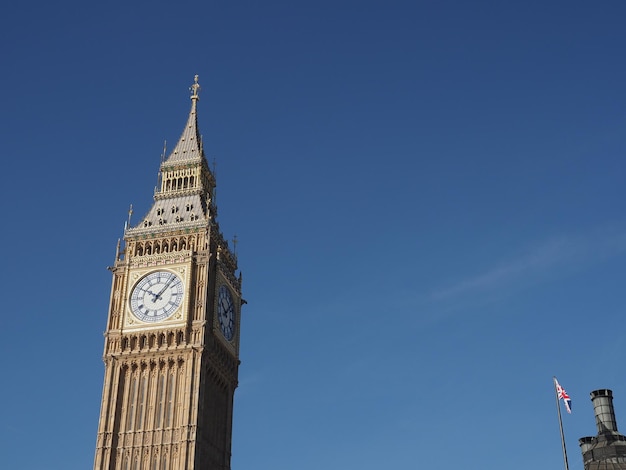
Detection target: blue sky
<box><xmin>1</xmin><ymin>1</ymin><xmax>625</xmax><ymax>469</ymax></box>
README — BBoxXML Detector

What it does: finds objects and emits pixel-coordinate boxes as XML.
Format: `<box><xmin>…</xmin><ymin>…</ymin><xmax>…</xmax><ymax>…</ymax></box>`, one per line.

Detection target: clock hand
<box><xmin>154</xmin><ymin>276</ymin><xmax>176</xmax><ymax>299</ymax></box>
<box><xmin>143</xmin><ymin>290</ymin><xmax>159</xmax><ymax>303</ymax></box>
<box><xmin>140</xmin><ymin>286</ymin><xmax>160</xmax><ymax>303</ymax></box>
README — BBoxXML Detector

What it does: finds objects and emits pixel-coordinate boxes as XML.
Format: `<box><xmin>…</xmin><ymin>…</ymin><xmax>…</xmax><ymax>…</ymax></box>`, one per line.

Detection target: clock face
<box><xmin>217</xmin><ymin>284</ymin><xmax>235</xmax><ymax>341</ymax></box>
<box><xmin>129</xmin><ymin>271</ymin><xmax>184</xmax><ymax>323</ymax></box>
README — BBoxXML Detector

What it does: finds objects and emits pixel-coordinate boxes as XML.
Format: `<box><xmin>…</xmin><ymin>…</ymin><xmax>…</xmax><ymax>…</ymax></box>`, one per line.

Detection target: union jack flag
<box><xmin>555</xmin><ymin>378</ymin><xmax>572</xmax><ymax>413</ymax></box>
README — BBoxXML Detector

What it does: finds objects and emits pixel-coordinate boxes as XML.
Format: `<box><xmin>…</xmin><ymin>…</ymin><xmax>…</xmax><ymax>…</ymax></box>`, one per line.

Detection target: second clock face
<box><xmin>129</xmin><ymin>271</ymin><xmax>184</xmax><ymax>323</ymax></box>
<box><xmin>217</xmin><ymin>284</ymin><xmax>235</xmax><ymax>341</ymax></box>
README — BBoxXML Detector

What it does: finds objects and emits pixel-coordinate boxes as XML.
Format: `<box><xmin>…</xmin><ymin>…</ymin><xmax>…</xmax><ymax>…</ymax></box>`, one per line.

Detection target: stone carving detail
<box><xmin>129</xmin><ymin>244</ymin><xmax>193</xmax><ymax>267</ymax></box>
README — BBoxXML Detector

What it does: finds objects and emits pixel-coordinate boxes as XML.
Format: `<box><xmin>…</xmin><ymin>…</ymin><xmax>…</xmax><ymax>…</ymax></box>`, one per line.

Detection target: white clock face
<box><xmin>129</xmin><ymin>271</ymin><xmax>184</xmax><ymax>323</ymax></box>
<box><xmin>217</xmin><ymin>284</ymin><xmax>235</xmax><ymax>341</ymax></box>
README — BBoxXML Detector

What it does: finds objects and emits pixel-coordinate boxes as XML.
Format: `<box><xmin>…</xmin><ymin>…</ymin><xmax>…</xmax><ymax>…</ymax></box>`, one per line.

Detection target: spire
<box><xmin>164</xmin><ymin>75</ymin><xmax>204</xmax><ymax>165</ymax></box>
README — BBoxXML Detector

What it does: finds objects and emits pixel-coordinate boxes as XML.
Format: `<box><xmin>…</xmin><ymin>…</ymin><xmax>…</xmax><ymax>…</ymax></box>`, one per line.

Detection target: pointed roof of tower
<box><xmin>164</xmin><ymin>75</ymin><xmax>204</xmax><ymax>165</ymax></box>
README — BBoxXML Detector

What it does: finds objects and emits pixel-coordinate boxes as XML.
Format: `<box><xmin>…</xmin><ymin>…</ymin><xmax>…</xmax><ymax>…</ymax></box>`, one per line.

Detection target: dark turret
<box><xmin>579</xmin><ymin>389</ymin><xmax>626</xmax><ymax>470</ymax></box>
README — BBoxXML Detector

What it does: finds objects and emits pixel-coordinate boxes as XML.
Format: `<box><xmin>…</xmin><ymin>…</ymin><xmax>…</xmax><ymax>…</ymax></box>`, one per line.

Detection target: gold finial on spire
<box><xmin>190</xmin><ymin>75</ymin><xmax>201</xmax><ymax>100</ymax></box>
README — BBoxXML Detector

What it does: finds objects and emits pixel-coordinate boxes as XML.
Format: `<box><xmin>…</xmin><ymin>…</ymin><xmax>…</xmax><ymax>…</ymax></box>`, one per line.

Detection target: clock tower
<box><xmin>94</xmin><ymin>76</ymin><xmax>243</xmax><ymax>470</ymax></box>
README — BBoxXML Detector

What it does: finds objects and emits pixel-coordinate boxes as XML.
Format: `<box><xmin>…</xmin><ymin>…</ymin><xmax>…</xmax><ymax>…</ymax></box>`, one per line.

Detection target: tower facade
<box><xmin>579</xmin><ymin>389</ymin><xmax>626</xmax><ymax>470</ymax></box>
<box><xmin>94</xmin><ymin>76</ymin><xmax>243</xmax><ymax>470</ymax></box>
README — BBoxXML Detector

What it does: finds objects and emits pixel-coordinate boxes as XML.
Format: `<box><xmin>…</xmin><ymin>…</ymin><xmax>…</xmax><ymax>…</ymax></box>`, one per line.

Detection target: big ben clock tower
<box><xmin>94</xmin><ymin>76</ymin><xmax>243</xmax><ymax>470</ymax></box>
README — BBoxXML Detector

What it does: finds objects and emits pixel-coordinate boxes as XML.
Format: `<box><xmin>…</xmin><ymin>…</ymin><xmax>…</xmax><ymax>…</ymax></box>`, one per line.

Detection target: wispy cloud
<box><xmin>429</xmin><ymin>224</ymin><xmax>626</xmax><ymax>303</ymax></box>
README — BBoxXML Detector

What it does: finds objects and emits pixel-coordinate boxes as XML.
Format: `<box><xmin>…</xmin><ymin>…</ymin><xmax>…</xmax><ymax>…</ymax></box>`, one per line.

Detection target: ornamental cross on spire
<box><xmin>190</xmin><ymin>75</ymin><xmax>201</xmax><ymax>99</ymax></box>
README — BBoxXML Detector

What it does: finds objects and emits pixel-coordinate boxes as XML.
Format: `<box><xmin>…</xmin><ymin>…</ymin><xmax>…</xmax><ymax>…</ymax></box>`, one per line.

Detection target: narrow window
<box><xmin>155</xmin><ymin>374</ymin><xmax>165</xmax><ymax>428</ymax></box>
<box><xmin>137</xmin><ymin>375</ymin><xmax>147</xmax><ymax>429</ymax></box>
<box><xmin>127</xmin><ymin>376</ymin><xmax>137</xmax><ymax>431</ymax></box>
<box><xmin>165</xmin><ymin>374</ymin><xmax>175</xmax><ymax>427</ymax></box>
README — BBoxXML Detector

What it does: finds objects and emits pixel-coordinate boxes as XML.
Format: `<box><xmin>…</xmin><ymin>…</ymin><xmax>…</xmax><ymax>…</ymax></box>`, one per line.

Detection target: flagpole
<box><xmin>554</xmin><ymin>377</ymin><xmax>570</xmax><ymax>470</ymax></box>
